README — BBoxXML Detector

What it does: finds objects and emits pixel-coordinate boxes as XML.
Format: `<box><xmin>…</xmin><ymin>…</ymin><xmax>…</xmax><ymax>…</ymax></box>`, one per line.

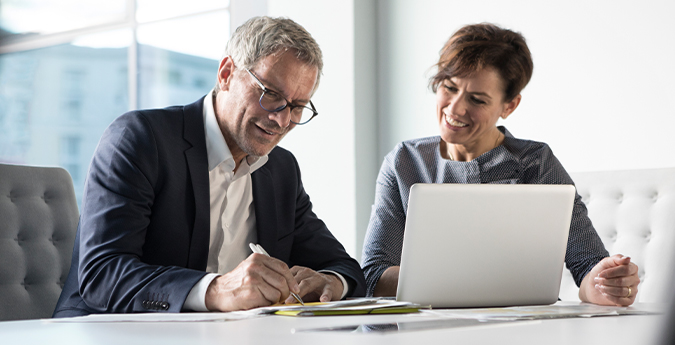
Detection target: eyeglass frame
<box><xmin>245</xmin><ymin>68</ymin><xmax>318</xmax><ymax>125</ymax></box>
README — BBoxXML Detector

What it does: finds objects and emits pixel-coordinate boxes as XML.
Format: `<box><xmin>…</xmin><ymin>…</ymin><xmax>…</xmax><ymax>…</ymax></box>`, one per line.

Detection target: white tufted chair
<box><xmin>558</xmin><ymin>167</ymin><xmax>675</xmax><ymax>303</ymax></box>
<box><xmin>0</xmin><ymin>164</ymin><xmax>79</xmax><ymax>320</ymax></box>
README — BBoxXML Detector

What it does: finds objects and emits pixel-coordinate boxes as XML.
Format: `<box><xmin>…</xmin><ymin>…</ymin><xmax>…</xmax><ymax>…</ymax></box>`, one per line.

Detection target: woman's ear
<box><xmin>501</xmin><ymin>94</ymin><xmax>522</xmax><ymax>120</ymax></box>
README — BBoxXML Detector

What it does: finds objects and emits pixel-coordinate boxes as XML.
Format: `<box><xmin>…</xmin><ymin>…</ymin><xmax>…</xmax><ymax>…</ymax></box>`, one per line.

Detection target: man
<box><xmin>53</xmin><ymin>16</ymin><xmax>365</xmax><ymax>316</ymax></box>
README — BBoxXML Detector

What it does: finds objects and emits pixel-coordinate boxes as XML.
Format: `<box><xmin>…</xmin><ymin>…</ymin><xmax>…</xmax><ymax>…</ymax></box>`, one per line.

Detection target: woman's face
<box><xmin>436</xmin><ymin>67</ymin><xmax>519</xmax><ymax>157</ymax></box>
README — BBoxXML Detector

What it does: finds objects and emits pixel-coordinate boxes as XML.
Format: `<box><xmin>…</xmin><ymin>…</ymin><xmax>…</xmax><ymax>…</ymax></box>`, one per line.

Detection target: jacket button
<box><xmin>142</xmin><ymin>301</ymin><xmax>149</xmax><ymax>309</ymax></box>
<box><xmin>160</xmin><ymin>302</ymin><xmax>170</xmax><ymax>310</ymax></box>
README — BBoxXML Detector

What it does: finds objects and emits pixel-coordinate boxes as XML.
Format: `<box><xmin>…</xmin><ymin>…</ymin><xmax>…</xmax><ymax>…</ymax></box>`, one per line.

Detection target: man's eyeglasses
<box><xmin>246</xmin><ymin>69</ymin><xmax>318</xmax><ymax>125</ymax></box>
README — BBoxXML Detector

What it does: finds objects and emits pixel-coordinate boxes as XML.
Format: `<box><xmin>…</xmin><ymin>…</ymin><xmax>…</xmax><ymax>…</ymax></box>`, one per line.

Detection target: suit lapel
<box><xmin>183</xmin><ymin>97</ymin><xmax>210</xmax><ymax>270</ymax></box>
<box><xmin>252</xmin><ymin>166</ymin><xmax>279</xmax><ymax>256</ymax></box>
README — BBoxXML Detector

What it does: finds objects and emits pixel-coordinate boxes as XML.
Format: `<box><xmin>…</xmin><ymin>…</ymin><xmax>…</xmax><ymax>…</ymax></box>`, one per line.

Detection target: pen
<box><xmin>248</xmin><ymin>243</ymin><xmax>305</xmax><ymax>306</ymax></box>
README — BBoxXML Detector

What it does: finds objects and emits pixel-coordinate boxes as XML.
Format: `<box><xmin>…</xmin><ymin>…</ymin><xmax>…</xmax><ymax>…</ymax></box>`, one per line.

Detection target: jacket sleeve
<box><xmin>77</xmin><ymin>112</ymin><xmax>206</xmax><ymax>313</ymax></box>
<box><xmin>259</xmin><ymin>148</ymin><xmax>366</xmax><ymax>297</ymax></box>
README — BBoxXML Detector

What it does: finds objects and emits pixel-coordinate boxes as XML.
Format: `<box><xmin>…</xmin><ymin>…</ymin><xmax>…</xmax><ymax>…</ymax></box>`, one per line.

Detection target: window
<box><xmin>0</xmin><ymin>0</ymin><xmax>229</xmax><ymax>208</ymax></box>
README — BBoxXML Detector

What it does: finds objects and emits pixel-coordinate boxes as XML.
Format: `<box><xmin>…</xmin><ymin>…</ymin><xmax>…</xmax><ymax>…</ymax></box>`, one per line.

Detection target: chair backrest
<box><xmin>0</xmin><ymin>164</ymin><xmax>79</xmax><ymax>321</ymax></box>
<box><xmin>558</xmin><ymin>167</ymin><xmax>675</xmax><ymax>303</ymax></box>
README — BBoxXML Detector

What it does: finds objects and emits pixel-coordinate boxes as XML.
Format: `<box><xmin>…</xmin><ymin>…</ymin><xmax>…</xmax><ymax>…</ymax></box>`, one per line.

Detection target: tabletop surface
<box><xmin>0</xmin><ymin>303</ymin><xmax>666</xmax><ymax>345</ymax></box>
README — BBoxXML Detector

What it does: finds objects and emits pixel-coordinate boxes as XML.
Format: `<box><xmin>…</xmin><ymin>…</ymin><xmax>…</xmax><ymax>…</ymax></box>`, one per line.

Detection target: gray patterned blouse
<box><xmin>361</xmin><ymin>126</ymin><xmax>609</xmax><ymax>297</ymax></box>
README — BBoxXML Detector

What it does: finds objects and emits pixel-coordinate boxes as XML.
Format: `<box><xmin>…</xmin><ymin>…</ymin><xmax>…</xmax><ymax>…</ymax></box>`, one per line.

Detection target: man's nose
<box><xmin>269</xmin><ymin>106</ymin><xmax>292</xmax><ymax>128</ymax></box>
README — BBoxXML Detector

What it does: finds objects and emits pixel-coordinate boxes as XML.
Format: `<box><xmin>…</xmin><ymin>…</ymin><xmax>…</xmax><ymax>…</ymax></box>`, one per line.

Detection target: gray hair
<box><xmin>217</xmin><ymin>16</ymin><xmax>323</xmax><ymax>92</ymax></box>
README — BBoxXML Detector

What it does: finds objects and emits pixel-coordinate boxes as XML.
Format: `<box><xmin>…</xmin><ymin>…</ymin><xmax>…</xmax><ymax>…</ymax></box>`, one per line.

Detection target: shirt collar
<box><xmin>203</xmin><ymin>91</ymin><xmax>268</xmax><ymax>173</ymax></box>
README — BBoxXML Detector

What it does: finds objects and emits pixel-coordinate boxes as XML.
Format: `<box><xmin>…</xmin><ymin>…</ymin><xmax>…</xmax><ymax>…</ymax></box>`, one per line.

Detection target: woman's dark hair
<box><xmin>429</xmin><ymin>23</ymin><xmax>533</xmax><ymax>102</ymax></box>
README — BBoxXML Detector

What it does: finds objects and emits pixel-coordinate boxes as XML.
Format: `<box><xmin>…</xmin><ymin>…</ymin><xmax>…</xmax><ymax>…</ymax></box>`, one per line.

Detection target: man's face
<box><xmin>214</xmin><ymin>51</ymin><xmax>318</xmax><ymax>160</ymax></box>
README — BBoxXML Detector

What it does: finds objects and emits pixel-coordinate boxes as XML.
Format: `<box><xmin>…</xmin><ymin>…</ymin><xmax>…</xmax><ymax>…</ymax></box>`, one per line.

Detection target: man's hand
<box><xmin>579</xmin><ymin>254</ymin><xmax>640</xmax><ymax>306</ymax></box>
<box><xmin>204</xmin><ymin>253</ymin><xmax>300</xmax><ymax>312</ymax></box>
<box><xmin>284</xmin><ymin>266</ymin><xmax>344</xmax><ymax>304</ymax></box>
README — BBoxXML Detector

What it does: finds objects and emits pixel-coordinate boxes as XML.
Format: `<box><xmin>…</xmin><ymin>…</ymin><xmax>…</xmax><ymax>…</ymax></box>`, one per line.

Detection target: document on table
<box><xmin>422</xmin><ymin>302</ymin><xmax>662</xmax><ymax>321</ymax></box>
<box><xmin>265</xmin><ymin>299</ymin><xmax>428</xmax><ymax>316</ymax></box>
<box><xmin>248</xmin><ymin>297</ymin><xmax>384</xmax><ymax>315</ymax></box>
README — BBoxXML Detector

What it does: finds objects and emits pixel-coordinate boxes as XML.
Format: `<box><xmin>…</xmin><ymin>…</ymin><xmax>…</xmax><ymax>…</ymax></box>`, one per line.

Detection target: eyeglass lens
<box><xmin>259</xmin><ymin>91</ymin><xmax>315</xmax><ymax>124</ymax></box>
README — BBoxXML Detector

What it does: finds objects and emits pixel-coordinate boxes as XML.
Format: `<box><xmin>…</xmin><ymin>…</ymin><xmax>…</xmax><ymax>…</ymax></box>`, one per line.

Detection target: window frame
<box><xmin>0</xmin><ymin>0</ymin><xmax>231</xmax><ymax>110</ymax></box>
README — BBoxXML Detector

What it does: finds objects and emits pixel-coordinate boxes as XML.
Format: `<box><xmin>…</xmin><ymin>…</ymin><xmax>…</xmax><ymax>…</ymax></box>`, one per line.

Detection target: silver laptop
<box><xmin>396</xmin><ymin>183</ymin><xmax>576</xmax><ymax>308</ymax></box>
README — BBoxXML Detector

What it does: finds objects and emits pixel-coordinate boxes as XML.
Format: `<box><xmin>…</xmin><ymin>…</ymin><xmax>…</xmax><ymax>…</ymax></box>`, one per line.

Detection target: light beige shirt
<box><xmin>203</xmin><ymin>103</ymin><xmax>268</xmax><ymax>274</ymax></box>
<box><xmin>183</xmin><ymin>92</ymin><xmax>267</xmax><ymax>311</ymax></box>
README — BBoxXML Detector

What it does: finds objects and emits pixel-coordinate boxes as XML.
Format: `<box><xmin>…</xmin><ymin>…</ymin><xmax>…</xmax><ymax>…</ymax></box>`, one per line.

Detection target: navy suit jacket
<box><xmin>53</xmin><ymin>97</ymin><xmax>365</xmax><ymax>317</ymax></box>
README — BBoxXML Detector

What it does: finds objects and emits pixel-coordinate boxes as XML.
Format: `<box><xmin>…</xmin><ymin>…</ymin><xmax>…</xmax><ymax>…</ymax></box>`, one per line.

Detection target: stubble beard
<box><xmin>236</xmin><ymin>120</ymin><xmax>288</xmax><ymax>157</ymax></box>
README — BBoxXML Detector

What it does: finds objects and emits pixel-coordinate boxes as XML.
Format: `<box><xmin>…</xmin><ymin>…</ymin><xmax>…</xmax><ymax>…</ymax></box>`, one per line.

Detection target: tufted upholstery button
<box><xmin>652</xmin><ymin>192</ymin><xmax>659</xmax><ymax>202</ymax></box>
<box><xmin>616</xmin><ymin>193</ymin><xmax>623</xmax><ymax>203</ymax></box>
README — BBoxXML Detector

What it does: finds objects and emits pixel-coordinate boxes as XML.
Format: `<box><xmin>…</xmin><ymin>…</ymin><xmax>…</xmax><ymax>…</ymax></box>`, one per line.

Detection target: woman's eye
<box><xmin>443</xmin><ymin>85</ymin><xmax>458</xmax><ymax>93</ymax></box>
<box><xmin>471</xmin><ymin>97</ymin><xmax>486</xmax><ymax>105</ymax></box>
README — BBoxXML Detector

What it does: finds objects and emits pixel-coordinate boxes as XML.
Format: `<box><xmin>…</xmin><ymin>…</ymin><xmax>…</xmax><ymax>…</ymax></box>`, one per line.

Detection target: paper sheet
<box><xmin>421</xmin><ymin>302</ymin><xmax>661</xmax><ymax>321</ymax></box>
<box><xmin>247</xmin><ymin>298</ymin><xmax>384</xmax><ymax>314</ymax></box>
<box><xmin>46</xmin><ymin>310</ymin><xmax>262</xmax><ymax>323</ymax></box>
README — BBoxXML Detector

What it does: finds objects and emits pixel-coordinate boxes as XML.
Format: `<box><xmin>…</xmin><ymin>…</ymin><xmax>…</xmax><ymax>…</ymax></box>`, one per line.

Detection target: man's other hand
<box><xmin>285</xmin><ymin>266</ymin><xmax>344</xmax><ymax>304</ymax></box>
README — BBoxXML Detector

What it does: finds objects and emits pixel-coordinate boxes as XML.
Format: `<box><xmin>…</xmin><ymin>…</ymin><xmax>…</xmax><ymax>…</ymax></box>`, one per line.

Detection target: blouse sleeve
<box><xmin>361</xmin><ymin>152</ymin><xmax>407</xmax><ymax>296</ymax></box>
<box><xmin>523</xmin><ymin>145</ymin><xmax>609</xmax><ymax>286</ymax></box>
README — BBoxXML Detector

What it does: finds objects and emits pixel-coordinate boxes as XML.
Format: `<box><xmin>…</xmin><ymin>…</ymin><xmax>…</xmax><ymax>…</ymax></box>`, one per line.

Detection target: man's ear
<box><xmin>501</xmin><ymin>94</ymin><xmax>522</xmax><ymax>120</ymax></box>
<box><xmin>217</xmin><ymin>56</ymin><xmax>236</xmax><ymax>92</ymax></box>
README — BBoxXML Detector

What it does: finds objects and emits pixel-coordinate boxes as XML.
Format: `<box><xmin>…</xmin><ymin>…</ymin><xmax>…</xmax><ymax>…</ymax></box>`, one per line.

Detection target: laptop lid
<box><xmin>396</xmin><ymin>183</ymin><xmax>575</xmax><ymax>308</ymax></box>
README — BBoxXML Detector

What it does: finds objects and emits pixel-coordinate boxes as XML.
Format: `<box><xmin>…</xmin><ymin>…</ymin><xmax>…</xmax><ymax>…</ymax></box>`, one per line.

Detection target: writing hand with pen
<box><xmin>204</xmin><ymin>243</ymin><xmax>344</xmax><ymax>312</ymax></box>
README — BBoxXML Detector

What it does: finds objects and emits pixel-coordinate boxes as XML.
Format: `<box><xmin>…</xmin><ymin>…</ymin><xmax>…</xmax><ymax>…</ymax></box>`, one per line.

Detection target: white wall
<box><xmin>378</xmin><ymin>0</ymin><xmax>675</xmax><ymax>173</ymax></box>
<box><xmin>267</xmin><ymin>0</ymin><xmax>363</xmax><ymax>259</ymax></box>
<box><xmin>243</xmin><ymin>0</ymin><xmax>675</xmax><ymax>261</ymax></box>
<box><xmin>265</xmin><ymin>0</ymin><xmax>378</xmax><ymax>261</ymax></box>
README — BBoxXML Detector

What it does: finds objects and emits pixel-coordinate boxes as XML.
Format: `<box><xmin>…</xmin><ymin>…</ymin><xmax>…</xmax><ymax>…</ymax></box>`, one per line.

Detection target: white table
<box><xmin>0</xmin><ymin>306</ymin><xmax>665</xmax><ymax>345</ymax></box>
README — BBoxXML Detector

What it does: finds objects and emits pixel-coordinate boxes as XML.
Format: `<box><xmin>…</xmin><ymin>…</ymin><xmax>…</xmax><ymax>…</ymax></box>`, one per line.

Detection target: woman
<box><xmin>361</xmin><ymin>23</ymin><xmax>639</xmax><ymax>306</ymax></box>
